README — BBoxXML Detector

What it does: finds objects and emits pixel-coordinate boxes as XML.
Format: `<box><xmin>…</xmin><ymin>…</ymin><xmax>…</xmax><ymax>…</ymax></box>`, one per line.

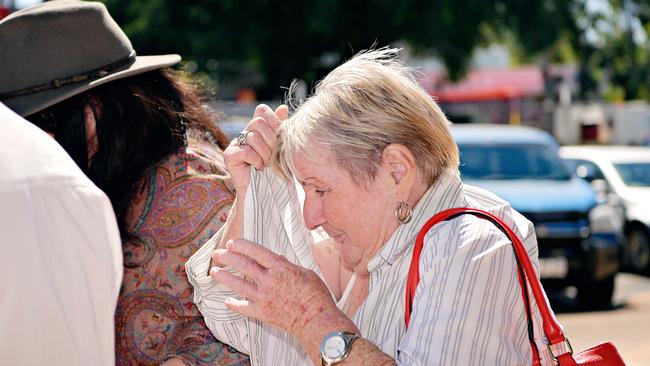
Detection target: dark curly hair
<box><xmin>27</xmin><ymin>68</ymin><xmax>230</xmax><ymax>237</ymax></box>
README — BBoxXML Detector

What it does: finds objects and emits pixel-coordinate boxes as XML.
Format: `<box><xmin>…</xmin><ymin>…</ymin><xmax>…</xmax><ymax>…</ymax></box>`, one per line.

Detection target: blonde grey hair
<box><xmin>273</xmin><ymin>48</ymin><xmax>459</xmax><ymax>186</ymax></box>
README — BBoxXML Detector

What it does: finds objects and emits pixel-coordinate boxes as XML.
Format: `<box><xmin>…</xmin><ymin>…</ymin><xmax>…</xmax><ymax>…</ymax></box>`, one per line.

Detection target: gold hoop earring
<box><xmin>395</xmin><ymin>201</ymin><xmax>413</xmax><ymax>224</ymax></box>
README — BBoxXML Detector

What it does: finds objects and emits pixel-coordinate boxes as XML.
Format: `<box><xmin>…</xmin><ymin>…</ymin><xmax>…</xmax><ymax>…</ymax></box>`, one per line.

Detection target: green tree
<box><xmin>567</xmin><ymin>0</ymin><xmax>650</xmax><ymax>101</ymax></box>
<box><xmin>103</xmin><ymin>0</ymin><xmax>639</xmax><ymax>101</ymax></box>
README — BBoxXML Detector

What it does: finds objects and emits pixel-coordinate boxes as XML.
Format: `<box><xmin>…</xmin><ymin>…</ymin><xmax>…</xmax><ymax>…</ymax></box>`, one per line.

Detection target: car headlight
<box><xmin>589</xmin><ymin>203</ymin><xmax>623</xmax><ymax>234</ymax></box>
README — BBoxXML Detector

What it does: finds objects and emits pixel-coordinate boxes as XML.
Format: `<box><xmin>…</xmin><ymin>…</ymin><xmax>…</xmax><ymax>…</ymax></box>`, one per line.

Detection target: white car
<box><xmin>560</xmin><ymin>145</ymin><xmax>650</xmax><ymax>274</ymax></box>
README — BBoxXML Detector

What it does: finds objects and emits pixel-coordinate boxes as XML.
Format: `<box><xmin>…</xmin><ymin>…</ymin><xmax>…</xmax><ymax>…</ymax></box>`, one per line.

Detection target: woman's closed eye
<box><xmin>300</xmin><ymin>180</ymin><xmax>332</xmax><ymax>197</ymax></box>
<box><xmin>315</xmin><ymin>188</ymin><xmax>330</xmax><ymax>197</ymax></box>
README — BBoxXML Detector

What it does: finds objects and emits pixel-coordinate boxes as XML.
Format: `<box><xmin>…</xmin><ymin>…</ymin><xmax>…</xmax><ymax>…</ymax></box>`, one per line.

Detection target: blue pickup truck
<box><xmin>452</xmin><ymin>124</ymin><xmax>621</xmax><ymax>306</ymax></box>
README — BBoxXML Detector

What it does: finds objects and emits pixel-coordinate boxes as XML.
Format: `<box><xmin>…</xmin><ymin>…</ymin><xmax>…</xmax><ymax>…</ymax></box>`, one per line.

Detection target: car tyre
<box><xmin>626</xmin><ymin>228</ymin><xmax>650</xmax><ymax>274</ymax></box>
<box><xmin>576</xmin><ymin>275</ymin><xmax>615</xmax><ymax>308</ymax></box>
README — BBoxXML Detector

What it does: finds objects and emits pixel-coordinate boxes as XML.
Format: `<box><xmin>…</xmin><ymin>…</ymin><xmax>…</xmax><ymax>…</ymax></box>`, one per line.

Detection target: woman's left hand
<box><xmin>210</xmin><ymin>239</ymin><xmax>343</xmax><ymax>337</ymax></box>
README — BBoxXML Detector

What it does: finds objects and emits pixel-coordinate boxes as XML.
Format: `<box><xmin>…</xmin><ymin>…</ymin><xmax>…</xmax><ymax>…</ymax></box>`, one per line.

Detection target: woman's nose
<box><xmin>303</xmin><ymin>196</ymin><xmax>325</xmax><ymax>230</ymax></box>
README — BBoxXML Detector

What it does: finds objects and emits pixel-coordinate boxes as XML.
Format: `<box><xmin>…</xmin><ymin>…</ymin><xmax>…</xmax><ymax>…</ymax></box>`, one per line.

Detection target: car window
<box><xmin>458</xmin><ymin>144</ymin><xmax>572</xmax><ymax>180</ymax></box>
<box><xmin>564</xmin><ymin>159</ymin><xmax>606</xmax><ymax>181</ymax></box>
<box><xmin>614</xmin><ymin>163</ymin><xmax>650</xmax><ymax>187</ymax></box>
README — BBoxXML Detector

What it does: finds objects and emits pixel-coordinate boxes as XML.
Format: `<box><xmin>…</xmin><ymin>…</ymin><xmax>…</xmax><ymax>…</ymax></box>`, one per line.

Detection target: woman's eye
<box><xmin>315</xmin><ymin>189</ymin><xmax>329</xmax><ymax>197</ymax></box>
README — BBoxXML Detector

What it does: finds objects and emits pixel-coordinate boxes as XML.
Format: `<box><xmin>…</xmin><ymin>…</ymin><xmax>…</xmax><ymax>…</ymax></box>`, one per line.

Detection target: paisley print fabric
<box><xmin>115</xmin><ymin>139</ymin><xmax>250</xmax><ymax>366</ymax></box>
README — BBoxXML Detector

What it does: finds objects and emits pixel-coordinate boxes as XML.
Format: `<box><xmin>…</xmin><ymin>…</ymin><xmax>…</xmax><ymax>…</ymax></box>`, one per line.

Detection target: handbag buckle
<box><xmin>546</xmin><ymin>337</ymin><xmax>574</xmax><ymax>362</ymax></box>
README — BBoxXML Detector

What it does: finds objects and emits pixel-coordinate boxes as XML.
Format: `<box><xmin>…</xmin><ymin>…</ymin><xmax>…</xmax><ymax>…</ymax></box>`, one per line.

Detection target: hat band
<box><xmin>0</xmin><ymin>51</ymin><xmax>137</xmax><ymax>100</ymax></box>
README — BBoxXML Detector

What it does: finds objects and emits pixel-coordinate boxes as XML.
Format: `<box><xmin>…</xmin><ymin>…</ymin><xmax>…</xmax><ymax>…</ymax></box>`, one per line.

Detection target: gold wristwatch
<box><xmin>319</xmin><ymin>331</ymin><xmax>360</xmax><ymax>366</ymax></box>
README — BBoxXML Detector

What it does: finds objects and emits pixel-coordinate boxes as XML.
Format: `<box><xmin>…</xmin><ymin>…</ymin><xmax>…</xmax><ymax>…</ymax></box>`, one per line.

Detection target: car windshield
<box><xmin>614</xmin><ymin>162</ymin><xmax>650</xmax><ymax>187</ymax></box>
<box><xmin>458</xmin><ymin>144</ymin><xmax>572</xmax><ymax>180</ymax></box>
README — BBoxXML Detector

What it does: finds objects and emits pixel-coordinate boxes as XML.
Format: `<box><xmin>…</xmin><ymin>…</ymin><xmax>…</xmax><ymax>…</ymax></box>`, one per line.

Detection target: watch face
<box><xmin>323</xmin><ymin>335</ymin><xmax>347</xmax><ymax>359</ymax></box>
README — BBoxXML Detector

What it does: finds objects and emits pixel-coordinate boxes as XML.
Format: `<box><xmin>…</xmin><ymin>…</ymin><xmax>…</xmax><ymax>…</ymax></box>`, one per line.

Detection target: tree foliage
<box><xmin>568</xmin><ymin>0</ymin><xmax>650</xmax><ymax>101</ymax></box>
<box><xmin>101</xmin><ymin>0</ymin><xmax>649</xmax><ymax>101</ymax></box>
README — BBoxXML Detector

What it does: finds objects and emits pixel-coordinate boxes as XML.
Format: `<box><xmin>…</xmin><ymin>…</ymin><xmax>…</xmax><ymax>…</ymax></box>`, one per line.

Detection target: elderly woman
<box><xmin>187</xmin><ymin>49</ymin><xmax>554</xmax><ymax>365</ymax></box>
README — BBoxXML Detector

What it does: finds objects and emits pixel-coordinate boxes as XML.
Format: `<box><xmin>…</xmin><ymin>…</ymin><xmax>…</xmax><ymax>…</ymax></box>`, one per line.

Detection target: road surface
<box><xmin>554</xmin><ymin>273</ymin><xmax>650</xmax><ymax>366</ymax></box>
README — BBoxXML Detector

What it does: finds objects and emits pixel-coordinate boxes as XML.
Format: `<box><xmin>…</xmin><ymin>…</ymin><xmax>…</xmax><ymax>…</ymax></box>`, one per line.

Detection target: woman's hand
<box><xmin>212</xmin><ymin>104</ymin><xmax>287</xmax><ymax>256</ymax></box>
<box><xmin>223</xmin><ymin>104</ymin><xmax>288</xmax><ymax>195</ymax></box>
<box><xmin>210</xmin><ymin>240</ymin><xmax>396</xmax><ymax>366</ymax></box>
<box><xmin>210</xmin><ymin>239</ymin><xmax>349</xmax><ymax>338</ymax></box>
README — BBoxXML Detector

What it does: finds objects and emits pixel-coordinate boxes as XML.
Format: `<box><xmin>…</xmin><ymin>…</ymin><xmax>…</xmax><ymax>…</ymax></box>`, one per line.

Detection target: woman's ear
<box><xmin>381</xmin><ymin>143</ymin><xmax>417</xmax><ymax>187</ymax></box>
<box><xmin>87</xmin><ymin>94</ymin><xmax>103</xmax><ymax>119</ymax></box>
<box><xmin>84</xmin><ymin>103</ymin><xmax>99</xmax><ymax>166</ymax></box>
<box><xmin>84</xmin><ymin>94</ymin><xmax>104</xmax><ymax>167</ymax></box>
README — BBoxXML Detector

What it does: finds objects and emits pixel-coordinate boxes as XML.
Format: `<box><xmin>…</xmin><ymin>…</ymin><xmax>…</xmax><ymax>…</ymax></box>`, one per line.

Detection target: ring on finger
<box><xmin>236</xmin><ymin>130</ymin><xmax>251</xmax><ymax>146</ymax></box>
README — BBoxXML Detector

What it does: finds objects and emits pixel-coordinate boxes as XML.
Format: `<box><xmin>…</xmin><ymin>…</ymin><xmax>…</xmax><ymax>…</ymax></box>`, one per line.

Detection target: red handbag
<box><xmin>404</xmin><ymin>207</ymin><xmax>627</xmax><ymax>366</ymax></box>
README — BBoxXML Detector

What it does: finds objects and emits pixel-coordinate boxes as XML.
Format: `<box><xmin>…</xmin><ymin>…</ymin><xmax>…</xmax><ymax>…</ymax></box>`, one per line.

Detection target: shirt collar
<box><xmin>367</xmin><ymin>169</ymin><xmax>467</xmax><ymax>273</ymax></box>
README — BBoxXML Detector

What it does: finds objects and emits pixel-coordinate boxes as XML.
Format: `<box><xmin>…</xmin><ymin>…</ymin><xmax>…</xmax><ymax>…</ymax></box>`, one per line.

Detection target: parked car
<box><xmin>453</xmin><ymin>124</ymin><xmax>622</xmax><ymax>306</ymax></box>
<box><xmin>211</xmin><ymin>100</ymin><xmax>279</xmax><ymax>140</ymax></box>
<box><xmin>219</xmin><ymin>121</ymin><xmax>247</xmax><ymax>140</ymax></box>
<box><xmin>560</xmin><ymin>145</ymin><xmax>650</xmax><ymax>274</ymax></box>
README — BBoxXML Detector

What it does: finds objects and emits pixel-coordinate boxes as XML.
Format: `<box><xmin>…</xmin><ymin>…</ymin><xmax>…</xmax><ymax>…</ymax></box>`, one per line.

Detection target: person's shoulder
<box><xmin>421</xmin><ymin>185</ymin><xmax>535</xmax><ymax>264</ymax></box>
<box><xmin>421</xmin><ymin>212</ymin><xmax>506</xmax><ymax>246</ymax></box>
<box><xmin>461</xmin><ymin>184</ymin><xmax>535</xmax><ymax>243</ymax></box>
<box><xmin>124</xmin><ymin>139</ymin><xmax>234</xmax><ymax>234</ymax></box>
<box><xmin>0</xmin><ymin>103</ymin><xmax>94</xmax><ymax>191</ymax></box>
<box><xmin>142</xmin><ymin>137</ymin><xmax>232</xmax><ymax>189</ymax></box>
<box><xmin>186</xmin><ymin>137</ymin><xmax>225</xmax><ymax>162</ymax></box>
<box><xmin>462</xmin><ymin>183</ymin><xmax>510</xmax><ymax>207</ymax></box>
<box><xmin>420</xmin><ymin>199</ymin><xmax>528</xmax><ymax>255</ymax></box>
<box><xmin>170</xmin><ymin>138</ymin><xmax>231</xmax><ymax>181</ymax></box>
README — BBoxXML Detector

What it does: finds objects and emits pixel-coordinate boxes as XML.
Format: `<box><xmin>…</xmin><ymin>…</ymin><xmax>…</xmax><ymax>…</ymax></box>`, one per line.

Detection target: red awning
<box><xmin>422</xmin><ymin>66</ymin><xmax>544</xmax><ymax>103</ymax></box>
<box><xmin>434</xmin><ymin>86</ymin><xmax>522</xmax><ymax>102</ymax></box>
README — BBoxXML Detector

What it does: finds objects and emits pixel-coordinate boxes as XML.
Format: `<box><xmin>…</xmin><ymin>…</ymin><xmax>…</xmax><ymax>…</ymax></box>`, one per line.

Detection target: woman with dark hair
<box><xmin>0</xmin><ymin>2</ymin><xmax>250</xmax><ymax>365</ymax></box>
<box><xmin>28</xmin><ymin>68</ymin><xmax>230</xmax><ymax>237</ymax></box>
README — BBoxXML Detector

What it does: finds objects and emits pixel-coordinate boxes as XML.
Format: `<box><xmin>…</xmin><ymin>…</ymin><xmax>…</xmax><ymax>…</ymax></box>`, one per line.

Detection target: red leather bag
<box><xmin>404</xmin><ymin>207</ymin><xmax>627</xmax><ymax>366</ymax></box>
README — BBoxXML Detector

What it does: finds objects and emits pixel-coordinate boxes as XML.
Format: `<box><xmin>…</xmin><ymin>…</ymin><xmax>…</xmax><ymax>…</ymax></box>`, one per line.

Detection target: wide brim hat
<box><xmin>0</xmin><ymin>0</ymin><xmax>181</xmax><ymax>117</ymax></box>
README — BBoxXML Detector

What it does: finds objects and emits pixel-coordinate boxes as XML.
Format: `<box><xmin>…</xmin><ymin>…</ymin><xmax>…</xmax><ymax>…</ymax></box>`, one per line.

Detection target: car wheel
<box><xmin>576</xmin><ymin>275</ymin><xmax>615</xmax><ymax>308</ymax></box>
<box><xmin>626</xmin><ymin>228</ymin><xmax>650</xmax><ymax>274</ymax></box>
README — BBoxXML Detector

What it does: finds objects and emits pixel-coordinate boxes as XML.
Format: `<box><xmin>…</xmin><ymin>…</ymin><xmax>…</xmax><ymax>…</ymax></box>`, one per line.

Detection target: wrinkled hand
<box><xmin>223</xmin><ymin>104</ymin><xmax>288</xmax><ymax>195</ymax></box>
<box><xmin>210</xmin><ymin>239</ymin><xmax>339</xmax><ymax>338</ymax></box>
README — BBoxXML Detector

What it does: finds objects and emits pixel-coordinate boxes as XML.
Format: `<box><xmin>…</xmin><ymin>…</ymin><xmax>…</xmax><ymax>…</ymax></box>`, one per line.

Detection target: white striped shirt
<box><xmin>186</xmin><ymin>168</ymin><xmax>555</xmax><ymax>365</ymax></box>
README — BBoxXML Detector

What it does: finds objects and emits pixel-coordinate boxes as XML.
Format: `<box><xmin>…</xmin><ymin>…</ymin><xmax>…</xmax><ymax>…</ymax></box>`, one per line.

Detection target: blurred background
<box><xmin>2</xmin><ymin>0</ymin><xmax>650</xmax><ymax>364</ymax></box>
<box><xmin>4</xmin><ymin>0</ymin><xmax>650</xmax><ymax>141</ymax></box>
<box><xmin>4</xmin><ymin>0</ymin><xmax>650</xmax><ymax>145</ymax></box>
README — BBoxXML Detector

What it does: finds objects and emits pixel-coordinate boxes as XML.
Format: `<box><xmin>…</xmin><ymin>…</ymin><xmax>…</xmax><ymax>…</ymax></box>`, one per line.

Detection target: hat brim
<box><xmin>5</xmin><ymin>54</ymin><xmax>181</xmax><ymax>117</ymax></box>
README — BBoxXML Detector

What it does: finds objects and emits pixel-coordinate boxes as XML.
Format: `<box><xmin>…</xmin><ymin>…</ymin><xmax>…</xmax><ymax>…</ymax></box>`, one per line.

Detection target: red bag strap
<box><xmin>404</xmin><ymin>207</ymin><xmax>577</xmax><ymax>366</ymax></box>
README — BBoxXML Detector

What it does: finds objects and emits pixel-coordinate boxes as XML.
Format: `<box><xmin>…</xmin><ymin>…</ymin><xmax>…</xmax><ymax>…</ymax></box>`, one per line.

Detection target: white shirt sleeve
<box><xmin>396</xmin><ymin>215</ymin><xmax>535</xmax><ymax>365</ymax></box>
<box><xmin>0</xmin><ymin>103</ymin><xmax>123</xmax><ymax>366</ymax></box>
<box><xmin>186</xmin><ymin>167</ymin><xmax>319</xmax><ymax>362</ymax></box>
<box><xmin>0</xmin><ymin>177</ymin><xmax>123</xmax><ymax>366</ymax></box>
<box><xmin>185</xmin><ymin>226</ymin><xmax>251</xmax><ymax>354</ymax></box>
